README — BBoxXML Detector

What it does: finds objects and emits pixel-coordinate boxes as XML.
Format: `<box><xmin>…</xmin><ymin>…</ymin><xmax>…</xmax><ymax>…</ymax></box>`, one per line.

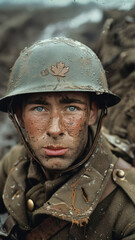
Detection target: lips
<box><xmin>44</xmin><ymin>146</ymin><xmax>68</xmax><ymax>156</ymax></box>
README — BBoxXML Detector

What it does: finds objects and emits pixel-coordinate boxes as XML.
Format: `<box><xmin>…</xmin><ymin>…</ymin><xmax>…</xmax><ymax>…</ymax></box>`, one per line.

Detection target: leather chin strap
<box><xmin>62</xmin><ymin>107</ymin><xmax>107</xmax><ymax>173</ymax></box>
<box><xmin>8</xmin><ymin>109</ymin><xmax>39</xmax><ymax>163</ymax></box>
<box><xmin>8</xmin><ymin>107</ymin><xmax>107</xmax><ymax>174</ymax></box>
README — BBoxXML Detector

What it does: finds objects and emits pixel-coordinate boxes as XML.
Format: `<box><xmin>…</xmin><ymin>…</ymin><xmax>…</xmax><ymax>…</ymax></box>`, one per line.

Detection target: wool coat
<box><xmin>0</xmin><ymin>135</ymin><xmax>135</xmax><ymax>239</ymax></box>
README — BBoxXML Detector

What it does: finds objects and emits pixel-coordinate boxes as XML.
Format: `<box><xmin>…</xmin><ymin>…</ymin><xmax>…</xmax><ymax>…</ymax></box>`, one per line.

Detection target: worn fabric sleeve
<box><xmin>0</xmin><ymin>144</ymin><xmax>23</xmax><ymax>212</ymax></box>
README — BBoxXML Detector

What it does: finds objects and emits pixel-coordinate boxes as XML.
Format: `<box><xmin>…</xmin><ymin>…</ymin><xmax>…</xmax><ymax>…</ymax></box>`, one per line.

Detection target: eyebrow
<box><xmin>25</xmin><ymin>99</ymin><xmax>49</xmax><ymax>105</ymax></box>
<box><xmin>59</xmin><ymin>98</ymin><xmax>86</xmax><ymax>105</ymax></box>
<box><xmin>25</xmin><ymin>98</ymin><xmax>86</xmax><ymax>105</ymax></box>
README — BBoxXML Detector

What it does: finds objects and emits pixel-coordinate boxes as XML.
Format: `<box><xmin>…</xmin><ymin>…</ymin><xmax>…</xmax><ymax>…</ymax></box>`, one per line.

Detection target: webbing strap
<box><xmin>25</xmin><ymin>217</ymin><xmax>69</xmax><ymax>240</ymax></box>
<box><xmin>8</xmin><ymin>110</ymin><xmax>38</xmax><ymax>163</ymax></box>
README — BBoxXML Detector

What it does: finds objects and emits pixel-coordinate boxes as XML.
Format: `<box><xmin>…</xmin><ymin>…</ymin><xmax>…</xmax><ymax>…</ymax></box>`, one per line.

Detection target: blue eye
<box><xmin>68</xmin><ymin>106</ymin><xmax>76</xmax><ymax>112</ymax></box>
<box><xmin>35</xmin><ymin>106</ymin><xmax>44</xmax><ymax>112</ymax></box>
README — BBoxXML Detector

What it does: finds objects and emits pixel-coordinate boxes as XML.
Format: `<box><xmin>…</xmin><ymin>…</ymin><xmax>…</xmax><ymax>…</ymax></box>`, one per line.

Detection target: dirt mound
<box><xmin>96</xmin><ymin>8</ymin><xmax>135</xmax><ymax>159</ymax></box>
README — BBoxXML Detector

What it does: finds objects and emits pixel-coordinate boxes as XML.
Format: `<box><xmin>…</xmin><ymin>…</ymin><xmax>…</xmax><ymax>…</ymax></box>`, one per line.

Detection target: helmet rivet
<box><xmin>27</xmin><ymin>199</ymin><xmax>34</xmax><ymax>211</ymax></box>
<box><xmin>116</xmin><ymin>169</ymin><xmax>125</xmax><ymax>178</ymax></box>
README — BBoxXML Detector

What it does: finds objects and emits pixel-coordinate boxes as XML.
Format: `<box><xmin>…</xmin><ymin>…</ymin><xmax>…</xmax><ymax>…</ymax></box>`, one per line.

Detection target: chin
<box><xmin>42</xmin><ymin>158</ymin><xmax>72</xmax><ymax>171</ymax></box>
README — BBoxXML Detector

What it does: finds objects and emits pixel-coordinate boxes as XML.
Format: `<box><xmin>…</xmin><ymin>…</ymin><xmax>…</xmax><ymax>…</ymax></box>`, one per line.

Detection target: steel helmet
<box><xmin>0</xmin><ymin>37</ymin><xmax>120</xmax><ymax>112</ymax></box>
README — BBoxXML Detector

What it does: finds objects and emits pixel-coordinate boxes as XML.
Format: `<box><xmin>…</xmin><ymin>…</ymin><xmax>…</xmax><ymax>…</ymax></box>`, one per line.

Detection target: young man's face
<box><xmin>17</xmin><ymin>92</ymin><xmax>98</xmax><ymax>174</ymax></box>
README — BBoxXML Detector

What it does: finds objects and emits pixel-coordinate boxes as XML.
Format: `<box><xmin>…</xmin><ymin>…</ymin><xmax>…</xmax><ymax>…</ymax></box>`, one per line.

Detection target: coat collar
<box><xmin>3</xmin><ymin>135</ymin><xmax>117</xmax><ymax>229</ymax></box>
<box><xmin>33</xmin><ymin>136</ymin><xmax>117</xmax><ymax>225</ymax></box>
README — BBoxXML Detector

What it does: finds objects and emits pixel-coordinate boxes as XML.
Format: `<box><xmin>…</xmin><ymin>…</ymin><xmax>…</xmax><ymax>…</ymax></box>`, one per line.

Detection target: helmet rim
<box><xmin>0</xmin><ymin>37</ymin><xmax>121</xmax><ymax>112</ymax></box>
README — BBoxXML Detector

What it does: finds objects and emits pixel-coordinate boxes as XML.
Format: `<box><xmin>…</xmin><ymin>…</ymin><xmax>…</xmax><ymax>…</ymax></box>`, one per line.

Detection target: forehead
<box><xmin>23</xmin><ymin>92</ymin><xmax>90</xmax><ymax>103</ymax></box>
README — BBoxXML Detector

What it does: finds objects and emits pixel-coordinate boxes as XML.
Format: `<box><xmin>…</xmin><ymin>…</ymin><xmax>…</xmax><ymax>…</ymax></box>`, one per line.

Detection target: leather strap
<box><xmin>99</xmin><ymin>157</ymin><xmax>131</xmax><ymax>203</ymax></box>
<box><xmin>25</xmin><ymin>217</ymin><xmax>69</xmax><ymax>240</ymax></box>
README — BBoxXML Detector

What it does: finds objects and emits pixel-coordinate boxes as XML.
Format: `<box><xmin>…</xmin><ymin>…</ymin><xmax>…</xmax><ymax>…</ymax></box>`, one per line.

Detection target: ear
<box><xmin>88</xmin><ymin>102</ymin><xmax>98</xmax><ymax>126</ymax></box>
<box><xmin>15</xmin><ymin>106</ymin><xmax>25</xmax><ymax>128</ymax></box>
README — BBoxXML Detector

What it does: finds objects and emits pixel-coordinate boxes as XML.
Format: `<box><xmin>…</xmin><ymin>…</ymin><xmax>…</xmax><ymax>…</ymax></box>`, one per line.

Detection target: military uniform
<box><xmin>0</xmin><ymin>133</ymin><xmax>135</xmax><ymax>240</ymax></box>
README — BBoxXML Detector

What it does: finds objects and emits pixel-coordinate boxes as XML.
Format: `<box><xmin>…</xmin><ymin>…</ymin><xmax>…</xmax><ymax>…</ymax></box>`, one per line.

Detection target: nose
<box><xmin>47</xmin><ymin>114</ymin><xmax>64</xmax><ymax>138</ymax></box>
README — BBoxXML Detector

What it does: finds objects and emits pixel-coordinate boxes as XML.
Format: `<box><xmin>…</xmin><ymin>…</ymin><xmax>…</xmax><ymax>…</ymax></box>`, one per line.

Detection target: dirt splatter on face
<box><xmin>18</xmin><ymin>92</ymin><xmax>98</xmax><ymax>175</ymax></box>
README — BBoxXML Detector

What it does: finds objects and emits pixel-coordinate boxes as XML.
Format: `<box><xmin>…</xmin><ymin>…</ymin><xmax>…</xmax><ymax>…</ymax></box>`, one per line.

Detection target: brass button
<box><xmin>116</xmin><ymin>169</ymin><xmax>125</xmax><ymax>178</ymax></box>
<box><xmin>27</xmin><ymin>199</ymin><xmax>34</xmax><ymax>211</ymax></box>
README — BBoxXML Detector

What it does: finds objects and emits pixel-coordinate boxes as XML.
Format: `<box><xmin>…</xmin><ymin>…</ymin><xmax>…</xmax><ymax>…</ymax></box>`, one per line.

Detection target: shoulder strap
<box><xmin>113</xmin><ymin>158</ymin><xmax>135</xmax><ymax>204</ymax></box>
<box><xmin>99</xmin><ymin>157</ymin><xmax>132</xmax><ymax>203</ymax></box>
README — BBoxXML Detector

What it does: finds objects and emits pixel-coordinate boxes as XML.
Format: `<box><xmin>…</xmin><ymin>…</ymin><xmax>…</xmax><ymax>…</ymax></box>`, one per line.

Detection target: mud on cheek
<box><xmin>67</xmin><ymin>119</ymin><xmax>88</xmax><ymax>137</ymax></box>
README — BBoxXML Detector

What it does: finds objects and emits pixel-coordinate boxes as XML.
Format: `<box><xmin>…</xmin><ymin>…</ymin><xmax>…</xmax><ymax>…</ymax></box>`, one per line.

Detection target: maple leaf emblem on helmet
<box><xmin>50</xmin><ymin>61</ymin><xmax>69</xmax><ymax>77</ymax></box>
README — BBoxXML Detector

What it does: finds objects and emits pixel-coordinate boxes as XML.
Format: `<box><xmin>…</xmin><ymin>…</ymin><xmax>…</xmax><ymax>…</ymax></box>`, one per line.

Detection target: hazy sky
<box><xmin>0</xmin><ymin>0</ymin><xmax>135</xmax><ymax>9</ymax></box>
<box><xmin>44</xmin><ymin>0</ymin><xmax>135</xmax><ymax>10</ymax></box>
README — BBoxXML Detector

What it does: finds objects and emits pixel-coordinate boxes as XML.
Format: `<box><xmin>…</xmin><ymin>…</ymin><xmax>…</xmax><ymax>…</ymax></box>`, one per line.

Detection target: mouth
<box><xmin>43</xmin><ymin>146</ymin><xmax>68</xmax><ymax>156</ymax></box>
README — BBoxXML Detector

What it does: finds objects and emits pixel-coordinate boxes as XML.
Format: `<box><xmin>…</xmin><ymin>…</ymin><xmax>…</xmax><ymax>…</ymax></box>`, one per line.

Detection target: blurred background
<box><xmin>0</xmin><ymin>0</ymin><xmax>135</xmax><ymax>160</ymax></box>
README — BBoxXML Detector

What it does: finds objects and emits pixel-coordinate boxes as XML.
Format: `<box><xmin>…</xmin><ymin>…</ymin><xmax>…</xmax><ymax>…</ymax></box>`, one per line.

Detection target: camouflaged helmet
<box><xmin>0</xmin><ymin>37</ymin><xmax>120</xmax><ymax>112</ymax></box>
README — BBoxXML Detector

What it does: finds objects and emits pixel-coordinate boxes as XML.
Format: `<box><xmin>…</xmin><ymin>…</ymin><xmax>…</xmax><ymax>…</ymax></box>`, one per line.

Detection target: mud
<box><xmin>96</xmin><ymin>7</ymin><xmax>135</xmax><ymax>159</ymax></box>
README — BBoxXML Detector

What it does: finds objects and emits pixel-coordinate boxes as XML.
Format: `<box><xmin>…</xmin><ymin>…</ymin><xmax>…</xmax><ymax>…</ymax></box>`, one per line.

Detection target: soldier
<box><xmin>0</xmin><ymin>37</ymin><xmax>135</xmax><ymax>240</ymax></box>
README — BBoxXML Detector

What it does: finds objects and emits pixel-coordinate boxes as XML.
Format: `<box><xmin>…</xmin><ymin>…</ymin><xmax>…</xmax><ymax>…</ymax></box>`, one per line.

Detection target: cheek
<box><xmin>23</xmin><ymin>114</ymin><xmax>47</xmax><ymax>138</ymax></box>
<box><xmin>64</xmin><ymin>113</ymin><xmax>88</xmax><ymax>137</ymax></box>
